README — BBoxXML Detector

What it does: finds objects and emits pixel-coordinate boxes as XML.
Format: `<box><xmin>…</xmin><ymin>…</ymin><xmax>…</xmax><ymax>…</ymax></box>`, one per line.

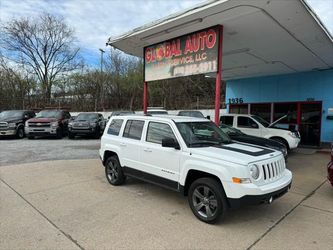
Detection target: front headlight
<box><xmin>68</xmin><ymin>122</ymin><xmax>73</xmax><ymax>127</ymax></box>
<box><xmin>51</xmin><ymin>121</ymin><xmax>59</xmax><ymax>128</ymax></box>
<box><xmin>8</xmin><ymin>123</ymin><xmax>16</xmax><ymax>128</ymax></box>
<box><xmin>249</xmin><ymin>164</ymin><xmax>260</xmax><ymax>180</ymax></box>
<box><xmin>25</xmin><ymin>121</ymin><xmax>29</xmax><ymax>127</ymax></box>
<box><xmin>288</xmin><ymin>132</ymin><xmax>298</xmax><ymax>138</ymax></box>
<box><xmin>90</xmin><ymin>122</ymin><xmax>97</xmax><ymax>127</ymax></box>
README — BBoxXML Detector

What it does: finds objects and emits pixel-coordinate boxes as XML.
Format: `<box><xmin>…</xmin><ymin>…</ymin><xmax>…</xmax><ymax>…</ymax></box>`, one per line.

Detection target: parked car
<box><xmin>220</xmin><ymin>114</ymin><xmax>301</xmax><ymax>150</ymax></box>
<box><xmin>100</xmin><ymin>115</ymin><xmax>292</xmax><ymax>223</ymax></box>
<box><xmin>147</xmin><ymin>108</ymin><xmax>168</xmax><ymax>115</ymax></box>
<box><xmin>328</xmin><ymin>143</ymin><xmax>333</xmax><ymax>187</ymax></box>
<box><xmin>0</xmin><ymin>110</ymin><xmax>35</xmax><ymax>138</ymax></box>
<box><xmin>111</xmin><ymin>111</ymin><xmax>135</xmax><ymax>117</ymax></box>
<box><xmin>178</xmin><ymin>110</ymin><xmax>205</xmax><ymax>118</ymax></box>
<box><xmin>68</xmin><ymin>113</ymin><xmax>106</xmax><ymax>139</ymax></box>
<box><xmin>25</xmin><ymin>110</ymin><xmax>71</xmax><ymax>139</ymax></box>
<box><xmin>220</xmin><ymin>124</ymin><xmax>288</xmax><ymax>159</ymax></box>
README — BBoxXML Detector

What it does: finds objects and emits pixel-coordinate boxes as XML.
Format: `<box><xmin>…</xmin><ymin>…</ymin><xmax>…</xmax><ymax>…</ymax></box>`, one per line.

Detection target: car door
<box><xmin>120</xmin><ymin>119</ymin><xmax>145</xmax><ymax>170</ymax></box>
<box><xmin>236</xmin><ymin>116</ymin><xmax>261</xmax><ymax>137</ymax></box>
<box><xmin>140</xmin><ymin>121</ymin><xmax>181</xmax><ymax>186</ymax></box>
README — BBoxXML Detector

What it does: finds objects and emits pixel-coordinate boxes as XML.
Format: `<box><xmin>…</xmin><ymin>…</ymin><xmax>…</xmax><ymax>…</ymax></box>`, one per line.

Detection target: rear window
<box><xmin>220</xmin><ymin>116</ymin><xmax>233</xmax><ymax>126</ymax></box>
<box><xmin>107</xmin><ymin>119</ymin><xmax>123</xmax><ymax>135</ymax></box>
<box><xmin>123</xmin><ymin>120</ymin><xmax>144</xmax><ymax>140</ymax></box>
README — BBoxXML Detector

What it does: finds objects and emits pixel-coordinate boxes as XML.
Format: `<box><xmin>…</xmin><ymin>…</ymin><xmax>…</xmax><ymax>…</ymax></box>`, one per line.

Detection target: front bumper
<box><xmin>228</xmin><ymin>182</ymin><xmax>292</xmax><ymax>209</ymax></box>
<box><xmin>288</xmin><ymin>137</ymin><xmax>301</xmax><ymax>149</ymax></box>
<box><xmin>0</xmin><ymin>128</ymin><xmax>16</xmax><ymax>136</ymax></box>
<box><xmin>25</xmin><ymin>127</ymin><xmax>58</xmax><ymax>136</ymax></box>
<box><xmin>69</xmin><ymin>127</ymin><xmax>95</xmax><ymax>135</ymax></box>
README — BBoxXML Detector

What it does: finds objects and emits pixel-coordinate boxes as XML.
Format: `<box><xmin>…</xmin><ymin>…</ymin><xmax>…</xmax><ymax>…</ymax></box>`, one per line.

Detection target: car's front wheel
<box><xmin>105</xmin><ymin>156</ymin><xmax>125</xmax><ymax>186</ymax></box>
<box><xmin>188</xmin><ymin>177</ymin><xmax>227</xmax><ymax>224</ymax></box>
<box><xmin>16</xmin><ymin>127</ymin><xmax>25</xmax><ymax>139</ymax></box>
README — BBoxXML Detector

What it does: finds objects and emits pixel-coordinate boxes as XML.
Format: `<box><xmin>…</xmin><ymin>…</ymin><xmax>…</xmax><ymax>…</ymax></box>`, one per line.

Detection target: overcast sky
<box><xmin>1</xmin><ymin>0</ymin><xmax>332</xmax><ymax>66</ymax></box>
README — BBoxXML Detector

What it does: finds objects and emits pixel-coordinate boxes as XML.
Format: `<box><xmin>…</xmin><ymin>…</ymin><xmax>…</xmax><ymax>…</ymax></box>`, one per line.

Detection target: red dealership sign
<box><xmin>144</xmin><ymin>26</ymin><xmax>220</xmax><ymax>81</ymax></box>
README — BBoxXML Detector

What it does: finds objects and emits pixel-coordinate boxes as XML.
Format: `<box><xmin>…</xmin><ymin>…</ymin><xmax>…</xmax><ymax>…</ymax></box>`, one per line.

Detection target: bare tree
<box><xmin>1</xmin><ymin>13</ymin><xmax>80</xmax><ymax>101</ymax></box>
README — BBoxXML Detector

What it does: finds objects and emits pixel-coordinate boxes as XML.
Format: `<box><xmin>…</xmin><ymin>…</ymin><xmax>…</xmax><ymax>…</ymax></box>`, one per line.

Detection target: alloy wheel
<box><xmin>192</xmin><ymin>185</ymin><xmax>218</xmax><ymax>218</ymax></box>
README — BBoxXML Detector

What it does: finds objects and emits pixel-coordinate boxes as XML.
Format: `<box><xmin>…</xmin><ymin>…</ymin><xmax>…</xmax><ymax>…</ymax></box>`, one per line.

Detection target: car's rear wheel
<box><xmin>56</xmin><ymin>128</ymin><xmax>63</xmax><ymax>139</ymax></box>
<box><xmin>105</xmin><ymin>156</ymin><xmax>125</xmax><ymax>186</ymax></box>
<box><xmin>188</xmin><ymin>177</ymin><xmax>227</xmax><ymax>224</ymax></box>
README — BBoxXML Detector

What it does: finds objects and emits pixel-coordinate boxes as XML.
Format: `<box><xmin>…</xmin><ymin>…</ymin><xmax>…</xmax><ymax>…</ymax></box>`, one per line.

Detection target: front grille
<box><xmin>0</xmin><ymin>122</ymin><xmax>8</xmax><ymax>128</ymax></box>
<box><xmin>28</xmin><ymin>122</ymin><xmax>51</xmax><ymax>128</ymax></box>
<box><xmin>261</xmin><ymin>158</ymin><xmax>285</xmax><ymax>182</ymax></box>
<box><xmin>73</xmin><ymin>122</ymin><xmax>89</xmax><ymax>129</ymax></box>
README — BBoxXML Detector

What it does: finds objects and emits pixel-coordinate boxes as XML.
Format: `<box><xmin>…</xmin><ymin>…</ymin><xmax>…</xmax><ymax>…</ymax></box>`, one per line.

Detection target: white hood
<box><xmin>189</xmin><ymin>143</ymin><xmax>282</xmax><ymax>166</ymax></box>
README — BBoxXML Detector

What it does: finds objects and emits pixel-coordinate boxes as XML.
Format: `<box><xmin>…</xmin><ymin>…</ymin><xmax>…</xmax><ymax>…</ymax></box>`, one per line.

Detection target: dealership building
<box><xmin>107</xmin><ymin>0</ymin><xmax>333</xmax><ymax>147</ymax></box>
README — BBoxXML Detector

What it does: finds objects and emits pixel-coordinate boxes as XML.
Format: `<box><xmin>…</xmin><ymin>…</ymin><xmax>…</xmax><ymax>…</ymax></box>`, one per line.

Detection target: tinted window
<box><xmin>176</xmin><ymin>121</ymin><xmax>231</xmax><ymax>147</ymax></box>
<box><xmin>107</xmin><ymin>119</ymin><xmax>123</xmax><ymax>135</ymax></box>
<box><xmin>220</xmin><ymin>116</ymin><xmax>234</xmax><ymax>126</ymax></box>
<box><xmin>237</xmin><ymin>116</ymin><xmax>258</xmax><ymax>128</ymax></box>
<box><xmin>123</xmin><ymin>120</ymin><xmax>144</xmax><ymax>140</ymax></box>
<box><xmin>146</xmin><ymin>122</ymin><xmax>176</xmax><ymax>144</ymax></box>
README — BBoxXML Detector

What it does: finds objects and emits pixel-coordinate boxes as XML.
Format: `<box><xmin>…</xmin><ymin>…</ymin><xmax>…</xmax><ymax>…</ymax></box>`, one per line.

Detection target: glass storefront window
<box><xmin>250</xmin><ymin>103</ymin><xmax>271</xmax><ymax>123</ymax></box>
<box><xmin>273</xmin><ymin>103</ymin><xmax>298</xmax><ymax>130</ymax></box>
<box><xmin>229</xmin><ymin>104</ymin><xmax>248</xmax><ymax>114</ymax></box>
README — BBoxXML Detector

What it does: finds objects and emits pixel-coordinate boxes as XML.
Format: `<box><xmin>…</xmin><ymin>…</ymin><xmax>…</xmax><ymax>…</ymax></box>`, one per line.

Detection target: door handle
<box><xmin>119</xmin><ymin>143</ymin><xmax>126</xmax><ymax>147</ymax></box>
<box><xmin>143</xmin><ymin>148</ymin><xmax>152</xmax><ymax>152</ymax></box>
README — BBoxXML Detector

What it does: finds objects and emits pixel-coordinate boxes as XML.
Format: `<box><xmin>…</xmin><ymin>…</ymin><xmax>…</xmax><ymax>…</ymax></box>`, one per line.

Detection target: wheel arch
<box><xmin>269</xmin><ymin>136</ymin><xmax>290</xmax><ymax>150</ymax></box>
<box><xmin>103</xmin><ymin>150</ymin><xmax>119</xmax><ymax>166</ymax></box>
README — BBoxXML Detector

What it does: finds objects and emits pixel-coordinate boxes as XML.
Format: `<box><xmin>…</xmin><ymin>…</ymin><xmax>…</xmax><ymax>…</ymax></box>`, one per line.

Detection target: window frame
<box><xmin>122</xmin><ymin>119</ymin><xmax>145</xmax><ymax>140</ymax></box>
<box><xmin>145</xmin><ymin>121</ymin><xmax>178</xmax><ymax>145</ymax></box>
<box><xmin>107</xmin><ymin>118</ymin><xmax>124</xmax><ymax>136</ymax></box>
<box><xmin>237</xmin><ymin>116</ymin><xmax>259</xmax><ymax>129</ymax></box>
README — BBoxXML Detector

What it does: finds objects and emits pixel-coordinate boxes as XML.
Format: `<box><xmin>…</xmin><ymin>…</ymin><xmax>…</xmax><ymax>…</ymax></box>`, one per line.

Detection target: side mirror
<box><xmin>162</xmin><ymin>138</ymin><xmax>180</xmax><ymax>150</ymax></box>
<box><xmin>251</xmin><ymin>123</ymin><xmax>259</xmax><ymax>128</ymax></box>
<box><xmin>24</xmin><ymin>115</ymin><xmax>29</xmax><ymax>119</ymax></box>
<box><xmin>206</xmin><ymin>115</ymin><xmax>211</xmax><ymax>120</ymax></box>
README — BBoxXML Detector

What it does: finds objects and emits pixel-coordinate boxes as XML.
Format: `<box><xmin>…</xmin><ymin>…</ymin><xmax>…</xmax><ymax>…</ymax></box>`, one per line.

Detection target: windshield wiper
<box><xmin>188</xmin><ymin>141</ymin><xmax>219</xmax><ymax>147</ymax></box>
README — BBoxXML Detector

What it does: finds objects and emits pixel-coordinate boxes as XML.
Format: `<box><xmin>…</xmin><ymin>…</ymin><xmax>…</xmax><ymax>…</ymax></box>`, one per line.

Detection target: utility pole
<box><xmin>99</xmin><ymin>48</ymin><xmax>105</xmax><ymax>111</ymax></box>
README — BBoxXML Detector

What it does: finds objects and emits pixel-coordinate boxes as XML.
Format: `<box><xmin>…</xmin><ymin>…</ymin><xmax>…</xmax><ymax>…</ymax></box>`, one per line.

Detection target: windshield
<box><xmin>252</xmin><ymin>115</ymin><xmax>270</xmax><ymax>127</ymax></box>
<box><xmin>219</xmin><ymin>124</ymin><xmax>243</xmax><ymax>135</ymax></box>
<box><xmin>75</xmin><ymin>113</ymin><xmax>99</xmax><ymax>121</ymax></box>
<box><xmin>179</xmin><ymin>111</ymin><xmax>204</xmax><ymax>118</ymax></box>
<box><xmin>36</xmin><ymin>110</ymin><xmax>62</xmax><ymax>119</ymax></box>
<box><xmin>0</xmin><ymin>111</ymin><xmax>24</xmax><ymax>119</ymax></box>
<box><xmin>176</xmin><ymin>121</ymin><xmax>232</xmax><ymax>147</ymax></box>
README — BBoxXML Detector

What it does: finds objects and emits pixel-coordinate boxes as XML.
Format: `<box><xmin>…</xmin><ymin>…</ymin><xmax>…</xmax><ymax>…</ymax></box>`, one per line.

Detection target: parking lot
<box><xmin>0</xmin><ymin>138</ymin><xmax>332</xmax><ymax>249</ymax></box>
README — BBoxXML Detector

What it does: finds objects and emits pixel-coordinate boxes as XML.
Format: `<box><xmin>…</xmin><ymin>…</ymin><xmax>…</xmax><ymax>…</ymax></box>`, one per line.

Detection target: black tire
<box><xmin>16</xmin><ymin>127</ymin><xmax>25</xmax><ymax>139</ymax></box>
<box><xmin>188</xmin><ymin>177</ymin><xmax>227</xmax><ymax>224</ymax></box>
<box><xmin>68</xmin><ymin>132</ymin><xmax>75</xmax><ymax>139</ymax></box>
<box><xmin>56</xmin><ymin>128</ymin><xmax>63</xmax><ymax>139</ymax></box>
<box><xmin>27</xmin><ymin>135</ymin><xmax>34</xmax><ymax>139</ymax></box>
<box><xmin>94</xmin><ymin>128</ymin><xmax>101</xmax><ymax>139</ymax></box>
<box><xmin>105</xmin><ymin>156</ymin><xmax>125</xmax><ymax>186</ymax></box>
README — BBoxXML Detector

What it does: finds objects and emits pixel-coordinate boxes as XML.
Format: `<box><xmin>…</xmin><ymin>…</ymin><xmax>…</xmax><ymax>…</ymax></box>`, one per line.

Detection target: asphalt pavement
<box><xmin>0</xmin><ymin>148</ymin><xmax>332</xmax><ymax>249</ymax></box>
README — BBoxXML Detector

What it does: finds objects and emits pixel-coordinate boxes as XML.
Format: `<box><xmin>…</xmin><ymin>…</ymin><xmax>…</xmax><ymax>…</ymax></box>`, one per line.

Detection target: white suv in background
<box><xmin>220</xmin><ymin>114</ymin><xmax>301</xmax><ymax>150</ymax></box>
<box><xmin>99</xmin><ymin>115</ymin><xmax>292</xmax><ymax>223</ymax></box>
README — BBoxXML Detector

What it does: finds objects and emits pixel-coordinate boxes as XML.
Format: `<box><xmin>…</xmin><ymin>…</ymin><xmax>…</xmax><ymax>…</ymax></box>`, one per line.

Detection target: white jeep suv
<box><xmin>99</xmin><ymin>115</ymin><xmax>292</xmax><ymax>223</ymax></box>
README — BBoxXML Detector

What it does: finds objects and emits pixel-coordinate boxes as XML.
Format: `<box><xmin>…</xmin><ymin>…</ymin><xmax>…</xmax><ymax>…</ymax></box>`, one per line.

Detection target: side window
<box><xmin>123</xmin><ymin>120</ymin><xmax>144</xmax><ymax>140</ymax></box>
<box><xmin>237</xmin><ymin>116</ymin><xmax>258</xmax><ymax>128</ymax></box>
<box><xmin>146</xmin><ymin>122</ymin><xmax>176</xmax><ymax>144</ymax></box>
<box><xmin>107</xmin><ymin>119</ymin><xmax>123</xmax><ymax>136</ymax></box>
<box><xmin>220</xmin><ymin>116</ymin><xmax>234</xmax><ymax>126</ymax></box>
